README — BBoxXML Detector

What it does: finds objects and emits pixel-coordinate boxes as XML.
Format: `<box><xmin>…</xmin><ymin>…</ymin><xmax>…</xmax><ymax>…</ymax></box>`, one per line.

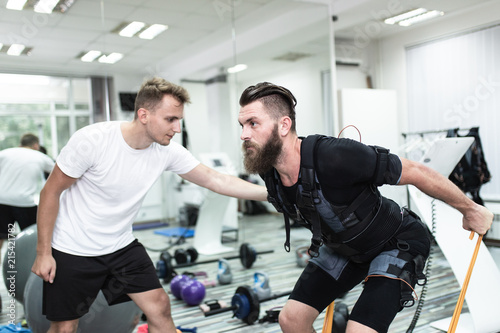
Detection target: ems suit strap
<box><xmin>371</xmin><ymin>146</ymin><xmax>389</xmax><ymax>186</ymax></box>
<box><xmin>337</xmin><ymin>186</ymin><xmax>376</xmax><ymax>223</ymax></box>
<box><xmin>300</xmin><ymin>135</ymin><xmax>324</xmax><ymax>257</ymax></box>
<box><xmin>262</xmin><ymin>170</ymin><xmax>291</xmax><ymax>252</ymax></box>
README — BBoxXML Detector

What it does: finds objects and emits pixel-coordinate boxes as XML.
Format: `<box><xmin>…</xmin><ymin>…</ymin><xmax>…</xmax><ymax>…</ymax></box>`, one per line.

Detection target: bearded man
<box><xmin>237</xmin><ymin>82</ymin><xmax>492</xmax><ymax>333</ymax></box>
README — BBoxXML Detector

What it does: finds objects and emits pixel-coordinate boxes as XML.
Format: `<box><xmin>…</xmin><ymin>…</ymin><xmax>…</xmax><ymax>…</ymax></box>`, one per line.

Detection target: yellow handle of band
<box><xmin>448</xmin><ymin>231</ymin><xmax>482</xmax><ymax>333</ymax></box>
<box><xmin>322</xmin><ymin>301</ymin><xmax>335</xmax><ymax>333</ymax></box>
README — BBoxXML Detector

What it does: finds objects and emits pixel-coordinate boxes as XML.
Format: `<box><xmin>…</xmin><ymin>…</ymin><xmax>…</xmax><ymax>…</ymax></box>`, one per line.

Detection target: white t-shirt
<box><xmin>53</xmin><ymin>121</ymin><xmax>200</xmax><ymax>256</ymax></box>
<box><xmin>0</xmin><ymin>147</ymin><xmax>55</xmax><ymax>207</ymax></box>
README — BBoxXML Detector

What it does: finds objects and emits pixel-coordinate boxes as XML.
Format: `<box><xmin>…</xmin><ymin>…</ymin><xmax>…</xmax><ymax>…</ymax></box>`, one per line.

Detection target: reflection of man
<box><xmin>0</xmin><ymin>133</ymin><xmax>55</xmax><ymax>258</ymax></box>
<box><xmin>238</xmin><ymin>82</ymin><xmax>493</xmax><ymax>333</ymax></box>
<box><xmin>31</xmin><ymin>77</ymin><xmax>267</xmax><ymax>333</ymax></box>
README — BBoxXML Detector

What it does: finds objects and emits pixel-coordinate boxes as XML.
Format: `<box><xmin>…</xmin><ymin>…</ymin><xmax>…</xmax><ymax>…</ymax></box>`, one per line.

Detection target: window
<box><xmin>0</xmin><ymin>74</ymin><xmax>91</xmax><ymax>157</ymax></box>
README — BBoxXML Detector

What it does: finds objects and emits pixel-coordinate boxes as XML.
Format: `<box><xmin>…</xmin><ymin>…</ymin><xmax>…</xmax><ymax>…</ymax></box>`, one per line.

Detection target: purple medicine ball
<box><xmin>181</xmin><ymin>279</ymin><xmax>206</xmax><ymax>306</ymax></box>
<box><xmin>170</xmin><ymin>275</ymin><xmax>191</xmax><ymax>300</ymax></box>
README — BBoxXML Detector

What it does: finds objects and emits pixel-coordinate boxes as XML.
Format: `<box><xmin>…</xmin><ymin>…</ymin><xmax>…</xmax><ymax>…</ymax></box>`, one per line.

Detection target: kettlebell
<box><xmin>295</xmin><ymin>245</ymin><xmax>311</xmax><ymax>268</ymax></box>
<box><xmin>252</xmin><ymin>271</ymin><xmax>271</xmax><ymax>300</ymax></box>
<box><xmin>217</xmin><ymin>259</ymin><xmax>233</xmax><ymax>285</ymax></box>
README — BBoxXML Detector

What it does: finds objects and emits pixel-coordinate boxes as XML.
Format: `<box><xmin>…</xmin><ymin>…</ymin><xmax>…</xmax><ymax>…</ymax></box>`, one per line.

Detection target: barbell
<box><xmin>157</xmin><ymin>243</ymin><xmax>274</xmax><ymax>283</ymax></box>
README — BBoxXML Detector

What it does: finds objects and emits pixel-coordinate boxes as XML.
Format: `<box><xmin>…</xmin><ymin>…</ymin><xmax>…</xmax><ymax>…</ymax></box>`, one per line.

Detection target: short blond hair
<box><xmin>134</xmin><ymin>77</ymin><xmax>191</xmax><ymax>119</ymax></box>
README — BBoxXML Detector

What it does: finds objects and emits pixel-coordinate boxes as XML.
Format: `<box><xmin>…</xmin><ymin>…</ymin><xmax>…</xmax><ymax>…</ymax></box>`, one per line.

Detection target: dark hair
<box><xmin>20</xmin><ymin>133</ymin><xmax>39</xmax><ymax>147</ymax></box>
<box><xmin>239</xmin><ymin>82</ymin><xmax>297</xmax><ymax>132</ymax></box>
<box><xmin>134</xmin><ymin>77</ymin><xmax>191</xmax><ymax>119</ymax></box>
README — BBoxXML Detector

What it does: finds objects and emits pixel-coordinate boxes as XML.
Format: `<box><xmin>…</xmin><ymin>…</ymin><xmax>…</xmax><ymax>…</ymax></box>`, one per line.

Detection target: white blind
<box><xmin>406</xmin><ymin>24</ymin><xmax>500</xmax><ymax>200</ymax></box>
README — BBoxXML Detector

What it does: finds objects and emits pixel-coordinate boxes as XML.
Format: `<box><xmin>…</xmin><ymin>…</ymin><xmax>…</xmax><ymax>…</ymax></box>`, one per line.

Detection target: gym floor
<box><xmin>1</xmin><ymin>212</ymin><xmax>499</xmax><ymax>333</ymax></box>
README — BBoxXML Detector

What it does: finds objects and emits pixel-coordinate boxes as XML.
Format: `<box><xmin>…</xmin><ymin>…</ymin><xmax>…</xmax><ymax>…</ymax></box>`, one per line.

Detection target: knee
<box><xmin>145</xmin><ymin>292</ymin><xmax>172</xmax><ymax>319</ymax></box>
<box><xmin>278</xmin><ymin>307</ymin><xmax>296</xmax><ymax>332</ymax></box>
<box><xmin>49</xmin><ymin>320</ymin><xmax>79</xmax><ymax>333</ymax></box>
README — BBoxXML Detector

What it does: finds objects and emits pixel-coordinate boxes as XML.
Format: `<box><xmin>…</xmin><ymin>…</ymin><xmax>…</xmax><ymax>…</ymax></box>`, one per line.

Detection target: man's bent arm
<box><xmin>32</xmin><ymin>164</ymin><xmax>77</xmax><ymax>282</ymax></box>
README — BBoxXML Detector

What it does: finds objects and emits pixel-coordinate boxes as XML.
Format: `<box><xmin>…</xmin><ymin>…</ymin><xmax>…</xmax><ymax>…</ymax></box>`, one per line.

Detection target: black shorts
<box><xmin>0</xmin><ymin>204</ymin><xmax>37</xmax><ymax>239</ymax></box>
<box><xmin>43</xmin><ymin>239</ymin><xmax>162</xmax><ymax>321</ymax></box>
<box><xmin>290</xmin><ymin>209</ymin><xmax>431</xmax><ymax>332</ymax></box>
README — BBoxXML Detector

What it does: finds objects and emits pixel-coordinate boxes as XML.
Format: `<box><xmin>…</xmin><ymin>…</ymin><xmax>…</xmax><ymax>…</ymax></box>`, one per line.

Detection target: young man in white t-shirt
<box><xmin>31</xmin><ymin>77</ymin><xmax>268</xmax><ymax>333</ymax></box>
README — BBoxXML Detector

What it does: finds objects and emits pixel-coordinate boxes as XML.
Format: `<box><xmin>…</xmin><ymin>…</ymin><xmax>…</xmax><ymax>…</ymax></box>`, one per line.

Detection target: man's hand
<box><xmin>462</xmin><ymin>203</ymin><xmax>493</xmax><ymax>235</ymax></box>
<box><xmin>32</xmin><ymin>254</ymin><xmax>57</xmax><ymax>283</ymax></box>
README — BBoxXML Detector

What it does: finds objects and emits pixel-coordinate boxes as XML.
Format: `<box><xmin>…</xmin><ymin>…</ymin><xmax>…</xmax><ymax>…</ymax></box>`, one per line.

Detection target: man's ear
<box><xmin>279</xmin><ymin>116</ymin><xmax>292</xmax><ymax>136</ymax></box>
<box><xmin>137</xmin><ymin>108</ymin><xmax>148</xmax><ymax>123</ymax></box>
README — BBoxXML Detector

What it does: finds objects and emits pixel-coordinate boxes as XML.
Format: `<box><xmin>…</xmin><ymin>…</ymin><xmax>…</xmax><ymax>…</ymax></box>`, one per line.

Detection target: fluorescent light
<box><xmin>6</xmin><ymin>0</ymin><xmax>28</xmax><ymax>10</ymax></box>
<box><xmin>81</xmin><ymin>50</ymin><xmax>102</xmax><ymax>62</ymax></box>
<box><xmin>7</xmin><ymin>44</ymin><xmax>25</xmax><ymax>56</ymax></box>
<box><xmin>0</xmin><ymin>43</ymin><xmax>3</xmax><ymax>50</ymax></box>
<box><xmin>139</xmin><ymin>24</ymin><xmax>168</xmax><ymax>40</ymax></box>
<box><xmin>398</xmin><ymin>10</ymin><xmax>444</xmax><ymax>26</ymax></box>
<box><xmin>227</xmin><ymin>64</ymin><xmax>248</xmax><ymax>74</ymax></box>
<box><xmin>119</xmin><ymin>21</ymin><xmax>146</xmax><ymax>37</ymax></box>
<box><xmin>384</xmin><ymin>8</ymin><xmax>427</xmax><ymax>25</ymax></box>
<box><xmin>34</xmin><ymin>0</ymin><xmax>60</xmax><ymax>13</ymax></box>
<box><xmin>98</xmin><ymin>52</ymin><xmax>123</xmax><ymax>64</ymax></box>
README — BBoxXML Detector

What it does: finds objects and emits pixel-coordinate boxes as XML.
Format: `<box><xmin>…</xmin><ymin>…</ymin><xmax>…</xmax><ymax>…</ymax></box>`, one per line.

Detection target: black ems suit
<box><xmin>263</xmin><ymin>135</ymin><xmax>431</xmax><ymax>333</ymax></box>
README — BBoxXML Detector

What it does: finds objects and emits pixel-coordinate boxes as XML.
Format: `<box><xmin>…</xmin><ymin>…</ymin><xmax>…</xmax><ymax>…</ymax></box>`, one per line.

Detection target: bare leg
<box><xmin>279</xmin><ymin>299</ymin><xmax>319</xmax><ymax>333</ymax></box>
<box><xmin>346</xmin><ymin>320</ymin><xmax>378</xmax><ymax>333</ymax></box>
<box><xmin>48</xmin><ymin>319</ymin><xmax>79</xmax><ymax>333</ymax></box>
<box><xmin>128</xmin><ymin>288</ymin><xmax>177</xmax><ymax>333</ymax></box>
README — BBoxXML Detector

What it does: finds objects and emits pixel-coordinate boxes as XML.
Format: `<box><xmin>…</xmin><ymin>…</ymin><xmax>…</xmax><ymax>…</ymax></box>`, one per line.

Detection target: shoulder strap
<box><xmin>262</xmin><ymin>169</ymin><xmax>292</xmax><ymax>252</ymax></box>
<box><xmin>299</xmin><ymin>135</ymin><xmax>324</xmax><ymax>257</ymax></box>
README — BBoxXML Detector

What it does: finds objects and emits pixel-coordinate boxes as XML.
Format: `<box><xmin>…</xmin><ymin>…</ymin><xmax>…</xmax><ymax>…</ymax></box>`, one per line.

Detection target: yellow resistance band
<box><xmin>448</xmin><ymin>231</ymin><xmax>483</xmax><ymax>333</ymax></box>
<box><xmin>322</xmin><ymin>301</ymin><xmax>335</xmax><ymax>333</ymax></box>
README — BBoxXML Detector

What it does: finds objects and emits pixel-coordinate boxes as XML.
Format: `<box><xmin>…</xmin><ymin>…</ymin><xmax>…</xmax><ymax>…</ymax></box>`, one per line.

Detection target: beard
<box><xmin>242</xmin><ymin>125</ymin><xmax>283</xmax><ymax>174</ymax></box>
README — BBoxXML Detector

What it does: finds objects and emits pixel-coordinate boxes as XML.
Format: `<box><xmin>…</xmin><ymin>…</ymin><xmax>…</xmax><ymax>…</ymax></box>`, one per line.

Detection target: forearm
<box><xmin>399</xmin><ymin>158</ymin><xmax>493</xmax><ymax>234</ymax></box>
<box><xmin>36</xmin><ymin>187</ymin><xmax>60</xmax><ymax>255</ymax></box>
<box><xmin>181</xmin><ymin>164</ymin><xmax>268</xmax><ymax>201</ymax></box>
<box><xmin>213</xmin><ymin>174</ymin><xmax>268</xmax><ymax>201</ymax></box>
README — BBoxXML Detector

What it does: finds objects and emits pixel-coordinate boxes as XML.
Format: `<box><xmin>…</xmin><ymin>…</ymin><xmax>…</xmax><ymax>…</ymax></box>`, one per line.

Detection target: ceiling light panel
<box><xmin>34</xmin><ymin>0</ymin><xmax>60</xmax><ymax>13</ymax></box>
<box><xmin>398</xmin><ymin>10</ymin><xmax>444</xmax><ymax>26</ymax></box>
<box><xmin>384</xmin><ymin>8</ymin><xmax>444</xmax><ymax>27</ymax></box>
<box><xmin>113</xmin><ymin>21</ymin><xmax>168</xmax><ymax>39</ymax></box>
<box><xmin>227</xmin><ymin>64</ymin><xmax>247</xmax><ymax>73</ymax></box>
<box><xmin>6</xmin><ymin>0</ymin><xmax>28</xmax><ymax>10</ymax></box>
<box><xmin>119</xmin><ymin>21</ymin><xmax>146</xmax><ymax>37</ymax></box>
<box><xmin>384</xmin><ymin>8</ymin><xmax>427</xmax><ymax>25</ymax></box>
<box><xmin>98</xmin><ymin>52</ymin><xmax>123</xmax><ymax>64</ymax></box>
<box><xmin>6</xmin><ymin>0</ymin><xmax>76</xmax><ymax>14</ymax></box>
<box><xmin>80</xmin><ymin>50</ymin><xmax>101</xmax><ymax>62</ymax></box>
<box><xmin>7</xmin><ymin>44</ymin><xmax>25</xmax><ymax>56</ymax></box>
<box><xmin>138</xmin><ymin>24</ymin><xmax>168</xmax><ymax>40</ymax></box>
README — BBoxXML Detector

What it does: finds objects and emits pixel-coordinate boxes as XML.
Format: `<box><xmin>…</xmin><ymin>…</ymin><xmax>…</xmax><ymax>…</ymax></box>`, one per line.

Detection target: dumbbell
<box><xmin>158</xmin><ymin>243</ymin><xmax>274</xmax><ymax>283</ymax></box>
<box><xmin>174</xmin><ymin>247</ymin><xmax>198</xmax><ymax>265</ymax></box>
<box><xmin>204</xmin><ymin>285</ymin><xmax>291</xmax><ymax>324</ymax></box>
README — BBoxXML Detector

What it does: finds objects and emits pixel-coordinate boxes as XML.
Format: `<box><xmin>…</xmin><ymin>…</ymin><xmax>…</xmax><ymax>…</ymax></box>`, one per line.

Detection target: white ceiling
<box><xmin>0</xmin><ymin>0</ymin><xmax>489</xmax><ymax>82</ymax></box>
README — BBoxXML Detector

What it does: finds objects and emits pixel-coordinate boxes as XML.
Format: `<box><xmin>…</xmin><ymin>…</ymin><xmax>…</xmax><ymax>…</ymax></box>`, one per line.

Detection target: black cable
<box><xmin>406</xmin><ymin>199</ymin><xmax>437</xmax><ymax>333</ymax></box>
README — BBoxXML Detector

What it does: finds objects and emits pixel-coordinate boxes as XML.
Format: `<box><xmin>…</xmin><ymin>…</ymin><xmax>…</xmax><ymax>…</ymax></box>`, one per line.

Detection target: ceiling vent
<box><xmin>273</xmin><ymin>52</ymin><xmax>311</xmax><ymax>62</ymax></box>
